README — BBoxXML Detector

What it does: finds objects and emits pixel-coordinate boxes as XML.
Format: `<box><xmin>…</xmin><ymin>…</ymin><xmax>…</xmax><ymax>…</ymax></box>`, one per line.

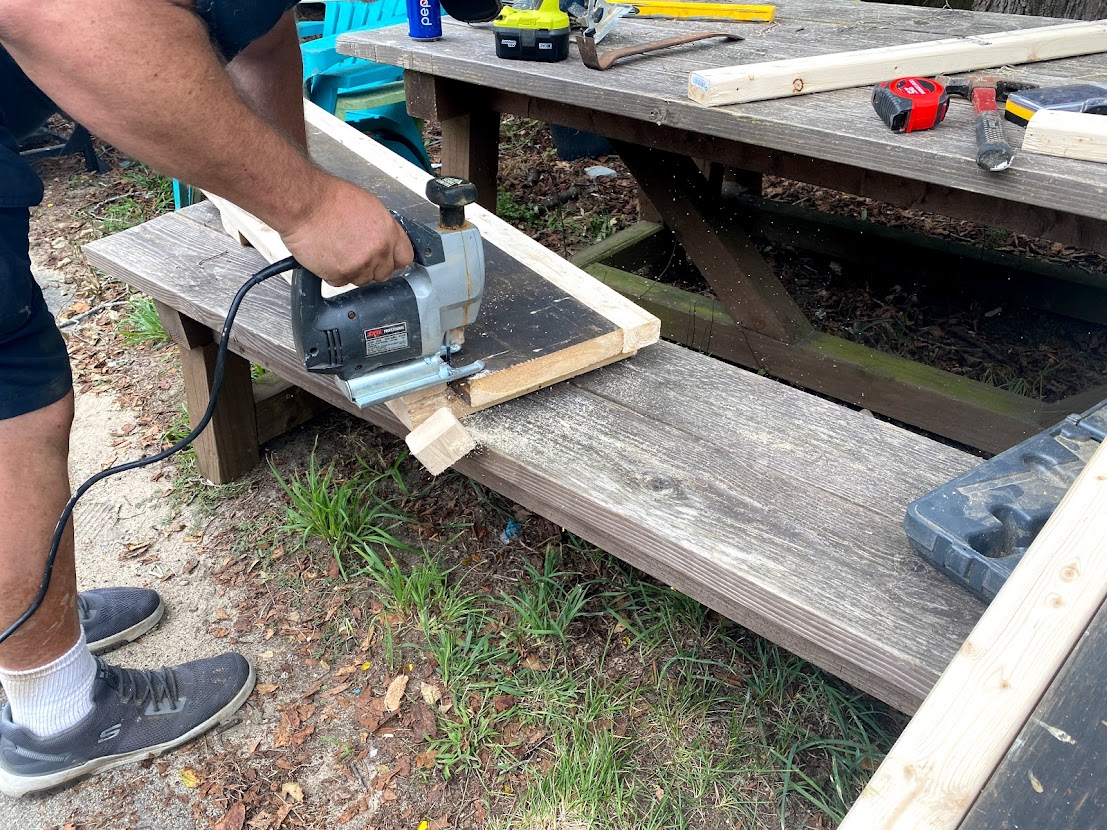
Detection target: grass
<box><xmin>271</xmin><ymin>444</ymin><xmax>416</xmax><ymax>578</ymax></box>
<box><xmin>118</xmin><ymin>294</ymin><xmax>168</xmax><ymax>345</ymax></box>
<box><xmin>344</xmin><ymin>488</ymin><xmax>897</xmax><ymax>825</ymax></box>
<box><xmin>90</xmin><ymin>164</ymin><xmax>174</xmax><ymax>234</ymax></box>
<box><xmin>499</xmin><ymin>547</ymin><xmax>597</xmax><ymax>650</ymax></box>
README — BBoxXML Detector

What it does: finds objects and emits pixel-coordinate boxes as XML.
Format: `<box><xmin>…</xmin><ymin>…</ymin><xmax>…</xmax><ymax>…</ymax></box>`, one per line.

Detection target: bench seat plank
<box><xmin>86</xmin><ymin>203</ymin><xmax>984</xmax><ymax>711</ymax></box>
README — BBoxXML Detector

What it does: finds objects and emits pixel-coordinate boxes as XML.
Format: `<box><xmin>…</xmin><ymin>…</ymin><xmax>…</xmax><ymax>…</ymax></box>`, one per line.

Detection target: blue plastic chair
<box><xmin>300</xmin><ymin>0</ymin><xmax>433</xmax><ymax>171</ymax></box>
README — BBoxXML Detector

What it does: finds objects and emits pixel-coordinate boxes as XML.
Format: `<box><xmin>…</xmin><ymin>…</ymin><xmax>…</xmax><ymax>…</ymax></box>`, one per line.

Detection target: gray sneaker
<box><xmin>0</xmin><ymin>653</ymin><xmax>255</xmax><ymax>797</ymax></box>
<box><xmin>79</xmin><ymin>588</ymin><xmax>165</xmax><ymax>654</ymax></box>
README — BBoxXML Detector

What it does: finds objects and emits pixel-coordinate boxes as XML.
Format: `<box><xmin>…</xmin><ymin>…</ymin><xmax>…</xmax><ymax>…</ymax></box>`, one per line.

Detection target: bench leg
<box><xmin>155</xmin><ymin>302</ymin><xmax>260</xmax><ymax>484</ymax></box>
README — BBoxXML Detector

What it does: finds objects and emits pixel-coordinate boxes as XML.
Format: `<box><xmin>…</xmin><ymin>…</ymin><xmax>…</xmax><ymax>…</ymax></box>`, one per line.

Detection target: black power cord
<box><xmin>0</xmin><ymin>256</ymin><xmax>298</xmax><ymax>647</ymax></box>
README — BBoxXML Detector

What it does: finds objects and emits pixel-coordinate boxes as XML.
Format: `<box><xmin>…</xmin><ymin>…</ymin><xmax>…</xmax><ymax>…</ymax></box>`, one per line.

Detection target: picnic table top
<box><xmin>339</xmin><ymin>0</ymin><xmax>1107</xmax><ymax>223</ymax></box>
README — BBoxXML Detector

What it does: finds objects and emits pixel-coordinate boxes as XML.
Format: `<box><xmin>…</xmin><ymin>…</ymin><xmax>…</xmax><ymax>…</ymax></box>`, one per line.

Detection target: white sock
<box><xmin>0</xmin><ymin>631</ymin><xmax>97</xmax><ymax>738</ymax></box>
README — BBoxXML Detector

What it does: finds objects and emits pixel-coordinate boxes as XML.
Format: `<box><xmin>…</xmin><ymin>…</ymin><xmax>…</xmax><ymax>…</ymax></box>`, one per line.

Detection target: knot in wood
<box><xmin>792</xmin><ymin>78</ymin><xmax>804</xmax><ymax>93</ymax></box>
<box><xmin>641</xmin><ymin>472</ymin><xmax>681</xmax><ymax>495</ymax></box>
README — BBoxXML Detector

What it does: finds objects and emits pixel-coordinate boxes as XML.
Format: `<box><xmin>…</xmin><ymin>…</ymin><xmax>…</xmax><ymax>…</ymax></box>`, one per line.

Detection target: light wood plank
<box><xmin>202</xmin><ymin>191</ymin><xmax>290</xmax><ymax>264</ymax></box>
<box><xmin>1023</xmin><ymin>109</ymin><xmax>1107</xmax><ymax>164</ymax></box>
<box><xmin>839</xmin><ymin>441</ymin><xmax>1107</xmax><ymax>830</ymax></box>
<box><xmin>687</xmin><ymin>19</ymin><xmax>1107</xmax><ymax>106</ymax></box>
<box><xmin>960</xmin><ymin>601</ymin><xmax>1107</xmax><ymax>830</ymax></box>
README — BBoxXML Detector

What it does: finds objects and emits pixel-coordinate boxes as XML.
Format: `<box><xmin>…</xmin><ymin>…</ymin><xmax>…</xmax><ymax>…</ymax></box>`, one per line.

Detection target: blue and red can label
<box><xmin>407</xmin><ymin>0</ymin><xmax>443</xmax><ymax>40</ymax></box>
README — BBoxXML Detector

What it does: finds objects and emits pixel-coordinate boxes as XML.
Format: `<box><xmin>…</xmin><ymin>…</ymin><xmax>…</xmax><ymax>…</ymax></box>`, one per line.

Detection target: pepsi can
<box><xmin>407</xmin><ymin>0</ymin><xmax>442</xmax><ymax>40</ymax></box>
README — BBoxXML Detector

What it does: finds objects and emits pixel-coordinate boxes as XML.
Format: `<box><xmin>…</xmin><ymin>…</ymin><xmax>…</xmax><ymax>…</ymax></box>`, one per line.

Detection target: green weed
<box><xmin>358</xmin><ymin>547</ymin><xmax>477</xmax><ymax>631</ymax></box>
<box><xmin>427</xmin><ymin>619</ymin><xmax>515</xmax><ymax>693</ymax></box>
<box><xmin>271</xmin><ymin>446</ymin><xmax>415</xmax><ymax>578</ymax></box>
<box><xmin>162</xmin><ymin>405</ymin><xmax>191</xmax><ymax>446</ymax></box>
<box><xmin>500</xmin><ymin>547</ymin><xmax>594</xmax><ymax>649</ymax></box>
<box><xmin>497</xmin><ymin>191</ymin><xmax>533</xmax><ymax>223</ymax></box>
<box><xmin>118</xmin><ymin>295</ymin><xmax>168</xmax><ymax>345</ymax></box>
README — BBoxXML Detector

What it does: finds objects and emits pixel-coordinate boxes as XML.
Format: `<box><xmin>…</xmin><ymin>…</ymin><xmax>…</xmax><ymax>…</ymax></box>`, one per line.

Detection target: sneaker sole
<box><xmin>86</xmin><ymin>598</ymin><xmax>166</xmax><ymax>655</ymax></box>
<box><xmin>0</xmin><ymin>660</ymin><xmax>256</xmax><ymax>798</ymax></box>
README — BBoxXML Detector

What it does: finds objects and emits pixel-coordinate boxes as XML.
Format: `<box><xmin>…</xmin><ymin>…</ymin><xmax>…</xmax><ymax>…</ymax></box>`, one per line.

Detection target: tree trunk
<box><xmin>972</xmin><ymin>0</ymin><xmax>1106</xmax><ymax>19</ymax></box>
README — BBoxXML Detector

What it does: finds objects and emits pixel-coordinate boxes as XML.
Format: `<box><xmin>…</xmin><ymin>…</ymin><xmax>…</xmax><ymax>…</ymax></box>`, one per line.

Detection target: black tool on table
<box><xmin>938</xmin><ymin>75</ymin><xmax>1039</xmax><ymax>172</ymax></box>
<box><xmin>905</xmin><ymin>398</ymin><xmax>1106</xmax><ymax>603</ymax></box>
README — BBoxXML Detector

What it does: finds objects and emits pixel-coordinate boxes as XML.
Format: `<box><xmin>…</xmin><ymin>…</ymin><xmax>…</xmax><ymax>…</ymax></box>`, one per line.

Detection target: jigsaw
<box><xmin>291</xmin><ymin>176</ymin><xmax>486</xmax><ymax>408</ymax></box>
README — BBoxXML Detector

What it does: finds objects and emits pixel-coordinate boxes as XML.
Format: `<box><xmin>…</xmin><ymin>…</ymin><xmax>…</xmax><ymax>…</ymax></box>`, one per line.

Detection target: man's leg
<box><xmin>0</xmin><ymin>198</ymin><xmax>99</xmax><ymax>740</ymax></box>
<box><xmin>0</xmin><ymin>204</ymin><xmax>254</xmax><ymax>799</ymax></box>
<box><xmin>0</xmin><ymin>391</ymin><xmax>79</xmax><ymax>671</ymax></box>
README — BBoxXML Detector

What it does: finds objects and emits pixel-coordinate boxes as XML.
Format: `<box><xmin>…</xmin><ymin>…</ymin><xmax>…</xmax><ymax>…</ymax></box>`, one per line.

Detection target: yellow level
<box><xmin>624</xmin><ymin>1</ymin><xmax>775</xmax><ymax>22</ymax></box>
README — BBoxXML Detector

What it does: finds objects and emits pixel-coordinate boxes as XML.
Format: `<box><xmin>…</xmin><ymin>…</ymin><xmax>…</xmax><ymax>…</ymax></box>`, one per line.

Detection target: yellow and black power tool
<box><xmin>493</xmin><ymin>0</ymin><xmax>571</xmax><ymax>62</ymax></box>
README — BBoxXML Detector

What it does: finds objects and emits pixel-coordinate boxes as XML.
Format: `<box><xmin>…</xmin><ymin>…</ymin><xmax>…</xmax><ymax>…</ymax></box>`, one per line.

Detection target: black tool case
<box><xmin>905</xmin><ymin>398</ymin><xmax>1107</xmax><ymax>603</ymax></box>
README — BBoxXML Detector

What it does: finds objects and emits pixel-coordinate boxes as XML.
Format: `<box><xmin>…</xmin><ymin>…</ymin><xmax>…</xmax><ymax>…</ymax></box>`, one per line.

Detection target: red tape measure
<box><xmin>872</xmin><ymin>77</ymin><xmax>950</xmax><ymax>133</ymax></box>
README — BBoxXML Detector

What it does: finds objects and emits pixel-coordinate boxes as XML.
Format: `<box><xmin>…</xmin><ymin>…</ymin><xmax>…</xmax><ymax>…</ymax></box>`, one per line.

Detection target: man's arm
<box><xmin>227</xmin><ymin>11</ymin><xmax>307</xmax><ymax>150</ymax></box>
<box><xmin>0</xmin><ymin>0</ymin><xmax>411</xmax><ymax>286</ymax></box>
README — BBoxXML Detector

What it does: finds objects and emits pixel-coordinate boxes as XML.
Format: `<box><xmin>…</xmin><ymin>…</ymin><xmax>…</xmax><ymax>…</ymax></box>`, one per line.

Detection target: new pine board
<box><xmin>86</xmin><ymin>207</ymin><xmax>983</xmax><ymax>712</ymax></box>
<box><xmin>687</xmin><ymin>19</ymin><xmax>1107</xmax><ymax>106</ymax></box>
<box><xmin>961</xmin><ymin>601</ymin><xmax>1107</xmax><ymax>830</ymax></box>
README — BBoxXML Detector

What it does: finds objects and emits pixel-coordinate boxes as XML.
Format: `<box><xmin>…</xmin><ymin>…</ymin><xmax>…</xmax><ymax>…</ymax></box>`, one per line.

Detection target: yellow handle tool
<box><xmin>624</xmin><ymin>1</ymin><xmax>775</xmax><ymax>22</ymax></box>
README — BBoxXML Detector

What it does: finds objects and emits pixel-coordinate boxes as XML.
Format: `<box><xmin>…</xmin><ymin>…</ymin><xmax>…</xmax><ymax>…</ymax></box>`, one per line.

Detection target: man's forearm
<box><xmin>0</xmin><ymin>0</ymin><xmax>318</xmax><ymax>234</ymax></box>
<box><xmin>227</xmin><ymin>11</ymin><xmax>307</xmax><ymax>150</ymax></box>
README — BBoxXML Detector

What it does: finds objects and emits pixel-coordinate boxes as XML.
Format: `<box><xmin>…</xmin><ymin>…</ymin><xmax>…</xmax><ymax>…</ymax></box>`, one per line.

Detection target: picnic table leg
<box><xmin>404</xmin><ymin>72</ymin><xmax>500</xmax><ymax>213</ymax></box>
<box><xmin>154</xmin><ymin>302</ymin><xmax>260</xmax><ymax>485</ymax></box>
<box><xmin>616</xmin><ymin>141</ymin><xmax>811</xmax><ymax>346</ymax></box>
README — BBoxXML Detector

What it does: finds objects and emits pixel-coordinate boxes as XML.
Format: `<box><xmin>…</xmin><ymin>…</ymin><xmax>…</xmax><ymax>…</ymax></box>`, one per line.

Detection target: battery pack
<box><xmin>494</xmin><ymin>25</ymin><xmax>570</xmax><ymax>61</ymax></box>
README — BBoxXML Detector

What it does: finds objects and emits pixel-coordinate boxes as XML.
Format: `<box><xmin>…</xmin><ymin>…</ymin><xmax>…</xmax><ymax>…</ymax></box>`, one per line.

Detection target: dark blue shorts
<box><xmin>0</xmin><ymin>0</ymin><xmax>297</xmax><ymax>420</ymax></box>
<box><xmin>0</xmin><ymin>209</ymin><xmax>72</xmax><ymax>419</ymax></box>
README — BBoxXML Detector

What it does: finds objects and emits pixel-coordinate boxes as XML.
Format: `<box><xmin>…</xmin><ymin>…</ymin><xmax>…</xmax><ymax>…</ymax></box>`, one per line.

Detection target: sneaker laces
<box><xmin>100</xmin><ymin>661</ymin><xmax>181</xmax><ymax>712</ymax></box>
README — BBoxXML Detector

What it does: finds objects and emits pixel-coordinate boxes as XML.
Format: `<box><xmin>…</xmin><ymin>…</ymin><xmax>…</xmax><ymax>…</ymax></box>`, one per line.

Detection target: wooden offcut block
<box><xmin>404</xmin><ymin>407</ymin><xmax>478</xmax><ymax>475</ymax></box>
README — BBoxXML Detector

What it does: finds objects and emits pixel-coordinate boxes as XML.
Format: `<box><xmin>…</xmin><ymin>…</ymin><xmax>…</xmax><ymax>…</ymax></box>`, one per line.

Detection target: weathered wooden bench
<box><xmin>85</xmin><ymin>119</ymin><xmax>987</xmax><ymax>715</ymax></box>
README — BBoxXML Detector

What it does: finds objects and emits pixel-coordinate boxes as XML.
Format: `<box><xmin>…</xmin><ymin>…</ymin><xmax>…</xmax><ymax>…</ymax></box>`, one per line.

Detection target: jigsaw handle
<box><xmin>426</xmin><ymin>176</ymin><xmax>478</xmax><ymax>228</ymax></box>
<box><xmin>289</xmin><ymin>266</ymin><xmax>330</xmax><ymax>369</ymax></box>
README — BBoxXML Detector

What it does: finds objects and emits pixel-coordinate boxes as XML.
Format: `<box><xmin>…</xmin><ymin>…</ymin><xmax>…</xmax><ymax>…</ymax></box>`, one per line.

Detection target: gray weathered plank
<box><xmin>85</xmin><ymin>208</ymin><xmax>985</xmax><ymax>712</ymax></box>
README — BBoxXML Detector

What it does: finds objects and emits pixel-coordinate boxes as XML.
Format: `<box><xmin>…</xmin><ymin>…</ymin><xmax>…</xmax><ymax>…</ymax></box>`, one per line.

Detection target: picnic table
<box><xmin>338</xmin><ymin>1</ymin><xmax>1107</xmax><ymax>453</ymax></box>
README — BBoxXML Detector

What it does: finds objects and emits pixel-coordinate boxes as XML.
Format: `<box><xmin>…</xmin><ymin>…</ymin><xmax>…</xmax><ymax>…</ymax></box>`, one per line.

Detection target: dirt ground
<box><xmin>4</xmin><ymin>115</ymin><xmax>1104</xmax><ymax>830</ymax></box>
